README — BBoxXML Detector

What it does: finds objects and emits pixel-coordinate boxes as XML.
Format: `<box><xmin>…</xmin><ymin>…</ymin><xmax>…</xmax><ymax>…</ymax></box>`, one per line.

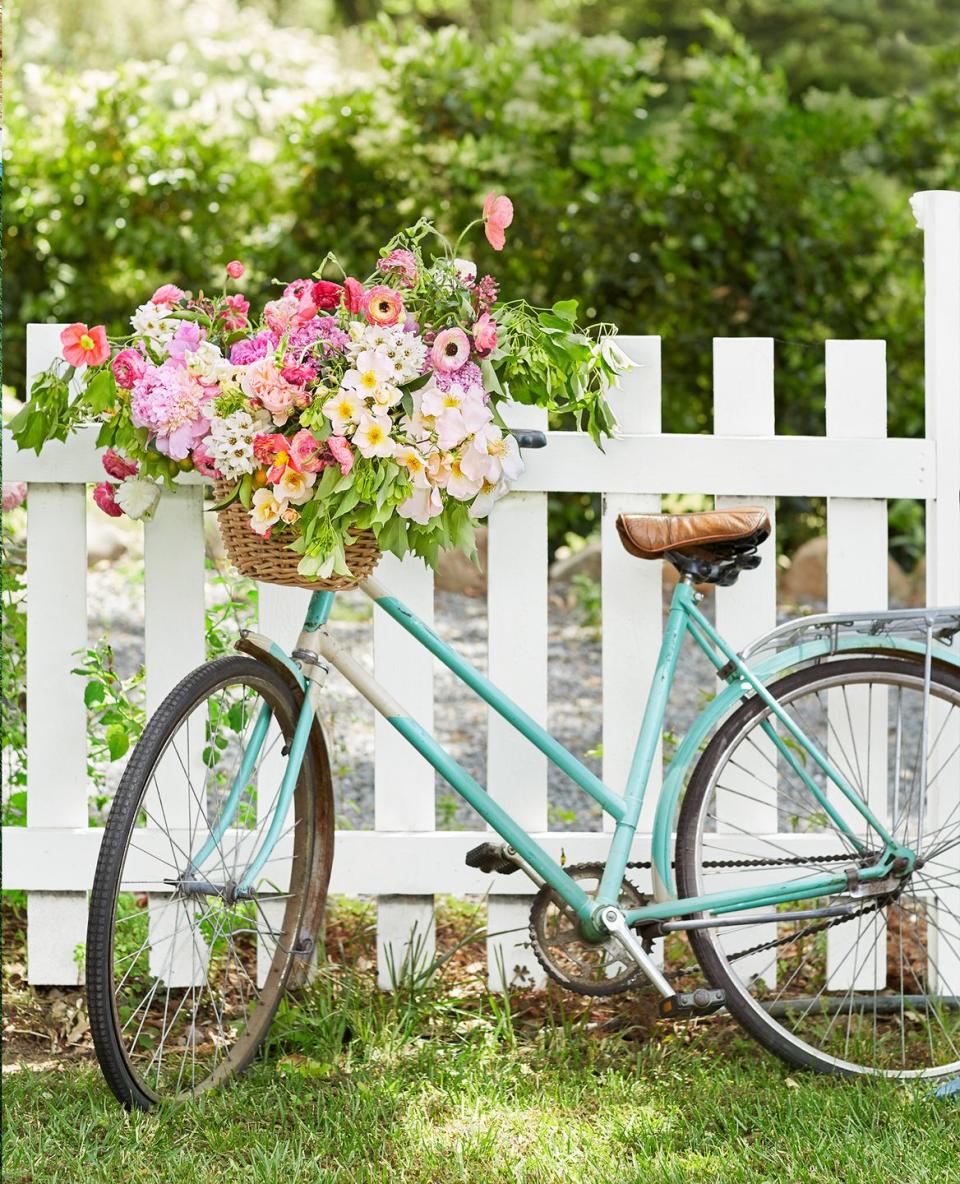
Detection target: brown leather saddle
<box><xmin>616</xmin><ymin>508</ymin><xmax>770</xmax><ymax>586</ymax></box>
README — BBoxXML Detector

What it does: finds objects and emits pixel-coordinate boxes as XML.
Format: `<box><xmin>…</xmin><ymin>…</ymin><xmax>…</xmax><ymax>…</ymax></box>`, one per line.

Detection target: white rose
<box><xmin>115</xmin><ymin>477</ymin><xmax>161</xmax><ymax>521</ymax></box>
<box><xmin>185</xmin><ymin>341</ymin><xmax>225</xmax><ymax>385</ymax></box>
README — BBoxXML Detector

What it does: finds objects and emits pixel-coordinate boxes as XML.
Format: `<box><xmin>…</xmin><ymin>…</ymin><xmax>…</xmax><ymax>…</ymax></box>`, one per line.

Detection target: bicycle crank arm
<box><xmin>599</xmin><ymin>906</ymin><xmax>674</xmax><ymax>999</ymax></box>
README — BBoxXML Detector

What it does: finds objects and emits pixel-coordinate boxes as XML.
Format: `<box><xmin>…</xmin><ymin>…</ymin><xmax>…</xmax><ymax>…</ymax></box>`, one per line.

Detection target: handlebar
<box><xmin>509</xmin><ymin>429</ymin><xmax>548</xmax><ymax>450</ymax></box>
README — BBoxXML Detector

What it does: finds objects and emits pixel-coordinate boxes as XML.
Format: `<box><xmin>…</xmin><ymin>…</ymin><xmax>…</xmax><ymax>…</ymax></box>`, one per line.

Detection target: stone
<box><xmin>86</xmin><ymin>517</ymin><xmax>134</xmax><ymax>566</ymax></box>
<box><xmin>779</xmin><ymin>535</ymin><xmax>913</xmax><ymax>607</ymax></box>
<box><xmin>549</xmin><ymin>540</ymin><xmax>601</xmax><ymax>585</ymax></box>
<box><xmin>435</xmin><ymin>526</ymin><xmax>488</xmax><ymax>598</ymax></box>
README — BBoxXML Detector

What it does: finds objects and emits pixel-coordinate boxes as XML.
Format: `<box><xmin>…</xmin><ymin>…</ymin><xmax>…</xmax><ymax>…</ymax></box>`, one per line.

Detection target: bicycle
<box><xmin>86</xmin><ymin>460</ymin><xmax>960</xmax><ymax>1107</ymax></box>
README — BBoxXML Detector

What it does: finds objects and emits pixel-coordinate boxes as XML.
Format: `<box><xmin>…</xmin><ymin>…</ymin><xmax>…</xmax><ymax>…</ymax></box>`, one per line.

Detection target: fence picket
<box><xmin>713</xmin><ymin>337</ymin><xmax>779</xmax><ymax>986</ymax></box>
<box><xmin>824</xmin><ymin>340</ymin><xmax>889</xmax><ymax>990</ymax></box>
<box><xmin>373</xmin><ymin>554</ymin><xmax>436</xmax><ymax>988</ymax></box>
<box><xmin>486</xmin><ymin>403</ymin><xmax>549</xmax><ymax>990</ymax></box>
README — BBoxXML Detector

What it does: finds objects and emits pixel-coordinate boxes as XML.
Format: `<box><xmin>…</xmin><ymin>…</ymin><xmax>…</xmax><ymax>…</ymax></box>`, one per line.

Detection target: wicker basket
<box><xmin>213</xmin><ymin>480</ymin><xmax>381</xmax><ymax>591</ymax></box>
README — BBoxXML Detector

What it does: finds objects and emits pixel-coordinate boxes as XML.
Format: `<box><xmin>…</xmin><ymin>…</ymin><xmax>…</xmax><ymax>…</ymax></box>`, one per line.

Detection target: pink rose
<box><xmin>343</xmin><ymin>277</ymin><xmax>365</xmax><ymax>315</ymax></box>
<box><xmin>472</xmin><ymin>313</ymin><xmax>498</xmax><ymax>355</ymax></box>
<box><xmin>289</xmin><ymin>429</ymin><xmax>325</xmax><ymax>473</ymax></box>
<box><xmin>242</xmin><ymin>358</ymin><xmax>299</xmax><ymax>426</ymax></box>
<box><xmin>280</xmin><ymin>363</ymin><xmax>316</xmax><ymax>387</ymax></box>
<box><xmin>226</xmin><ymin>260</ymin><xmax>245</xmax><ymax>279</ymax></box>
<box><xmin>165</xmin><ymin>321</ymin><xmax>204</xmax><ymax>363</ymax></box>
<box><xmin>102</xmin><ymin>449</ymin><xmax>139</xmax><ymax>480</ymax></box>
<box><xmin>112</xmin><ymin>348</ymin><xmax>147</xmax><ymax>390</ymax></box>
<box><xmin>264</xmin><ymin>289</ymin><xmax>317</xmax><ymax>336</ymax></box>
<box><xmin>93</xmin><ymin>482</ymin><xmax>123</xmax><ymax>518</ymax></box>
<box><xmin>311</xmin><ymin>280</ymin><xmax>343</xmax><ymax>311</ymax></box>
<box><xmin>151</xmin><ymin>284</ymin><xmax>186</xmax><ymax>306</ymax></box>
<box><xmin>327</xmin><ymin>435</ymin><xmax>354</xmax><ymax>476</ymax></box>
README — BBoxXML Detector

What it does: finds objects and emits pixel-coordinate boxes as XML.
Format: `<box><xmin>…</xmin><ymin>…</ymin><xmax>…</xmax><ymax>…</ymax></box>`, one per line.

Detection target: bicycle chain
<box><xmin>625</xmin><ymin>852</ymin><xmax>887</xmax><ymax>970</ymax></box>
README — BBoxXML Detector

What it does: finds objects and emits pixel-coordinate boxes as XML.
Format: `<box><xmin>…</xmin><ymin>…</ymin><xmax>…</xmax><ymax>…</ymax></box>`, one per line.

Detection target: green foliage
<box><xmin>1</xmin><ymin>518</ymin><xmax>28</xmax><ymax>822</ymax></box>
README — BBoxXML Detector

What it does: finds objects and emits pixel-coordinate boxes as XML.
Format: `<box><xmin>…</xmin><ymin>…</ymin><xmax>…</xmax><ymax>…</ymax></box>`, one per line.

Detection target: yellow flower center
<box><xmin>275</xmin><ymin>451</ymin><xmax>288</xmax><ymax>466</ymax></box>
<box><xmin>443</xmin><ymin>394</ymin><xmax>461</xmax><ymax>409</ymax></box>
<box><xmin>360</xmin><ymin>370</ymin><xmax>378</xmax><ymax>390</ymax></box>
<box><xmin>79</xmin><ymin>334</ymin><xmax>94</xmax><ymax>351</ymax></box>
<box><xmin>368</xmin><ymin>425</ymin><xmax>384</xmax><ymax>444</ymax></box>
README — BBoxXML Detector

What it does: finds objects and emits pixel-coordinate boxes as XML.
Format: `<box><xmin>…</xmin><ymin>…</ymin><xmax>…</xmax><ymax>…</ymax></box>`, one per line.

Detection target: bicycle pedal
<box><xmin>659</xmin><ymin>988</ymin><xmax>726</xmax><ymax>1020</ymax></box>
<box><xmin>465</xmin><ymin>842</ymin><xmax>520</xmax><ymax>875</ymax></box>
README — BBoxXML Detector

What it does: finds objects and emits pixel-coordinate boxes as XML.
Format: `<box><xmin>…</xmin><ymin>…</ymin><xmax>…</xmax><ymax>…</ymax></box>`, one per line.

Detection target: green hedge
<box><xmin>5</xmin><ymin>22</ymin><xmax>949</xmax><ymax>443</ymax></box>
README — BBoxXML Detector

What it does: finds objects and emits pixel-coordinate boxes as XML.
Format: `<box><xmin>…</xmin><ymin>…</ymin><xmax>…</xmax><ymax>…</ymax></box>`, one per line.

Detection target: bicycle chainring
<box><xmin>528</xmin><ymin>863</ymin><xmax>652</xmax><ymax>997</ymax></box>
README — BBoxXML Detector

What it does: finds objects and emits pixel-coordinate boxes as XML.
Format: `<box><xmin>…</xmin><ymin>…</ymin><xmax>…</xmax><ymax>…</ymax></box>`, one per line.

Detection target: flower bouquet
<box><xmin>11</xmin><ymin>195</ymin><xmax>631</xmax><ymax>586</ymax></box>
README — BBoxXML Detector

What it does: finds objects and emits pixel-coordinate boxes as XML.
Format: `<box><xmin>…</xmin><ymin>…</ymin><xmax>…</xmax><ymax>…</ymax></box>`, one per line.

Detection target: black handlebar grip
<box><xmin>509</xmin><ymin>429</ymin><xmax>548</xmax><ymax>449</ymax></box>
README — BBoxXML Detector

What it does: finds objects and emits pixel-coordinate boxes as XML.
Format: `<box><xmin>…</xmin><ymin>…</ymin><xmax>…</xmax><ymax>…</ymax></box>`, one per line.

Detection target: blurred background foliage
<box><xmin>5</xmin><ymin>0</ymin><xmax>957</xmax><ymax>557</ymax></box>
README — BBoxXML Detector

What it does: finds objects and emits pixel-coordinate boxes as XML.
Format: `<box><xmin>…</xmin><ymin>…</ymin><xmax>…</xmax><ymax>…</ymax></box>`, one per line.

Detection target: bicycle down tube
<box><xmin>227</xmin><ymin>578</ymin><xmax>908</xmax><ymax>932</ymax></box>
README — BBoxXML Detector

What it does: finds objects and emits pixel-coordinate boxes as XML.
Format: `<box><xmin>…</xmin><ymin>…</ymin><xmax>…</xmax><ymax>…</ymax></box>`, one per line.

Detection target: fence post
<box><xmin>824</xmin><ymin>339</ymin><xmax>889</xmax><ymax>989</ymax></box>
<box><xmin>713</xmin><ymin>337</ymin><xmax>779</xmax><ymax>986</ymax></box>
<box><xmin>485</xmin><ymin>403</ymin><xmax>549</xmax><ymax>991</ymax></box>
<box><xmin>912</xmin><ymin>189</ymin><xmax>960</xmax><ymax>993</ymax></box>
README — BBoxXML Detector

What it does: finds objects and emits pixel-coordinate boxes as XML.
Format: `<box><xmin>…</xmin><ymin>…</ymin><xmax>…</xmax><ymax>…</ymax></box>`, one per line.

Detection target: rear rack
<box><xmin>738</xmin><ymin>606</ymin><xmax>960</xmax><ymax>666</ymax></box>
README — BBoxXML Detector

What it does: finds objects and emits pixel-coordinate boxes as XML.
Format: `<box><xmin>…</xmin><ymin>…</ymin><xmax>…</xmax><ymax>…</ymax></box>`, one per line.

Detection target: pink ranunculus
<box><xmin>311</xmin><ymin>280</ymin><xmax>343</xmax><ymax>311</ymax></box>
<box><xmin>93</xmin><ymin>481</ymin><xmax>123</xmax><ymax>518</ymax></box>
<box><xmin>223</xmin><ymin>294</ymin><xmax>250</xmax><ymax>332</ymax></box>
<box><xmin>343</xmin><ymin>277</ymin><xmax>365</xmax><ymax>315</ymax></box>
<box><xmin>264</xmin><ymin>289</ymin><xmax>318</xmax><ymax>336</ymax></box>
<box><xmin>472</xmin><ymin>313</ymin><xmax>498</xmax><ymax>355</ymax></box>
<box><xmin>483</xmin><ymin>192</ymin><xmax>514</xmax><ymax>251</ymax></box>
<box><xmin>165</xmin><ymin>320</ymin><xmax>204</xmax><ymax>363</ymax></box>
<box><xmin>226</xmin><ymin>260</ymin><xmax>245</xmax><ymax>279</ymax></box>
<box><xmin>151</xmin><ymin>283</ymin><xmax>186</xmax><ymax>306</ymax></box>
<box><xmin>102</xmin><ymin>449</ymin><xmax>139</xmax><ymax>480</ymax></box>
<box><xmin>2</xmin><ymin>482</ymin><xmax>27</xmax><ymax>512</ymax></box>
<box><xmin>280</xmin><ymin>362</ymin><xmax>316</xmax><ymax>387</ymax></box>
<box><xmin>112</xmin><ymin>348</ymin><xmax>147</xmax><ymax>390</ymax></box>
<box><xmin>327</xmin><ymin>435</ymin><xmax>354</xmax><ymax>476</ymax></box>
<box><xmin>431</xmin><ymin>327</ymin><xmax>471</xmax><ymax>373</ymax></box>
<box><xmin>61</xmin><ymin>323</ymin><xmax>110</xmax><ymax>369</ymax></box>
<box><xmin>363</xmin><ymin>285</ymin><xmax>404</xmax><ymax>327</ymax></box>
<box><xmin>191</xmin><ymin>440</ymin><xmax>221</xmax><ymax>478</ymax></box>
<box><xmin>289</xmin><ymin>429</ymin><xmax>325</xmax><ymax>473</ymax></box>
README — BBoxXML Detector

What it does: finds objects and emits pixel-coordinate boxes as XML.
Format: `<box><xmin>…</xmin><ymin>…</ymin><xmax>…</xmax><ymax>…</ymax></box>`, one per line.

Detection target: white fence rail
<box><xmin>4</xmin><ymin>190</ymin><xmax>959</xmax><ymax>989</ymax></box>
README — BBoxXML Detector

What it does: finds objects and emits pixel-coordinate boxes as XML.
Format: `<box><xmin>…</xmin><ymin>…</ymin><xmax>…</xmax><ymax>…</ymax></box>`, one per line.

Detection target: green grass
<box><xmin>4</xmin><ymin>981</ymin><xmax>957</xmax><ymax>1184</ymax></box>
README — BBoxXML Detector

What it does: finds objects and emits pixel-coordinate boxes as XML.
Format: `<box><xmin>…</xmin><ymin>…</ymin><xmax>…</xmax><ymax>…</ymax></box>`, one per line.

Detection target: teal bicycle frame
<box><xmin>196</xmin><ymin>576</ymin><xmax>952</xmax><ymax>950</ymax></box>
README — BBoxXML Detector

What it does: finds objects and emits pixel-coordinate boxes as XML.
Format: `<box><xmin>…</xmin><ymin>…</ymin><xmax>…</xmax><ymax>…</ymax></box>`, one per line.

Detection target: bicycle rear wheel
<box><xmin>676</xmin><ymin>657</ymin><xmax>960</xmax><ymax>1078</ymax></box>
<box><xmin>87</xmin><ymin>655</ymin><xmax>334</xmax><ymax>1108</ymax></box>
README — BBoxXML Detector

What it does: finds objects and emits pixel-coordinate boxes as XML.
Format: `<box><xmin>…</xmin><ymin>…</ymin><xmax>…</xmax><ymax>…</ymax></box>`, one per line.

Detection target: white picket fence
<box><xmin>3</xmin><ymin>190</ymin><xmax>959</xmax><ymax>990</ymax></box>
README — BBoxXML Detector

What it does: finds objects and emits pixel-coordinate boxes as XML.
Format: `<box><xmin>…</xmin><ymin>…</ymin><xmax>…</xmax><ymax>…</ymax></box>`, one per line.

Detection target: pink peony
<box><xmin>165</xmin><ymin>321</ymin><xmax>204</xmax><ymax>363</ymax></box>
<box><xmin>311</xmin><ymin>280</ymin><xmax>343</xmax><ymax>311</ymax></box>
<box><xmin>377</xmin><ymin>249</ymin><xmax>418</xmax><ymax>287</ymax></box>
<box><xmin>130</xmin><ymin>361</ymin><xmax>212</xmax><ymax>460</ymax></box>
<box><xmin>343</xmin><ymin>277</ymin><xmax>365</xmax><ymax>315</ymax></box>
<box><xmin>112</xmin><ymin>348</ymin><xmax>147</xmax><ymax>390</ymax></box>
<box><xmin>363</xmin><ymin>285</ymin><xmax>404</xmax><ymax>327</ymax></box>
<box><xmin>472</xmin><ymin>313</ymin><xmax>498</xmax><ymax>355</ymax></box>
<box><xmin>61</xmin><ymin>323</ymin><xmax>110</xmax><ymax>369</ymax></box>
<box><xmin>93</xmin><ymin>482</ymin><xmax>123</xmax><ymax>518</ymax></box>
<box><xmin>327</xmin><ymin>435</ymin><xmax>354</xmax><ymax>476</ymax></box>
<box><xmin>226</xmin><ymin>260</ymin><xmax>245</xmax><ymax>279</ymax></box>
<box><xmin>241</xmin><ymin>357</ymin><xmax>299</xmax><ymax>426</ymax></box>
<box><xmin>431</xmin><ymin>327</ymin><xmax>471</xmax><ymax>373</ymax></box>
<box><xmin>223</xmin><ymin>294</ymin><xmax>250</xmax><ymax>332</ymax></box>
<box><xmin>191</xmin><ymin>439</ymin><xmax>221</xmax><ymax>478</ymax></box>
<box><xmin>151</xmin><ymin>283</ymin><xmax>186</xmax><ymax>306</ymax></box>
<box><xmin>483</xmin><ymin>192</ymin><xmax>514</xmax><ymax>251</ymax></box>
<box><xmin>2</xmin><ymin>482</ymin><xmax>27</xmax><ymax>512</ymax></box>
<box><xmin>102</xmin><ymin>449</ymin><xmax>139</xmax><ymax>480</ymax></box>
<box><xmin>229</xmin><ymin>331</ymin><xmax>277</xmax><ymax>366</ymax></box>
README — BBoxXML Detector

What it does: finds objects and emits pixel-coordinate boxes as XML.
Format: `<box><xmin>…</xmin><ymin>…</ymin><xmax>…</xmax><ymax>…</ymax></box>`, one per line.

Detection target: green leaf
<box><xmin>85</xmin><ymin>368</ymin><xmax>118</xmax><ymax>414</ymax></box>
<box><xmin>105</xmin><ymin>724</ymin><xmax>130</xmax><ymax>761</ymax></box>
<box><xmin>84</xmin><ymin>681</ymin><xmax>106</xmax><ymax>708</ymax></box>
<box><xmin>238</xmin><ymin>473</ymin><xmax>254</xmax><ymax>510</ymax></box>
<box><xmin>550</xmin><ymin>299</ymin><xmax>579</xmax><ymax>323</ymax></box>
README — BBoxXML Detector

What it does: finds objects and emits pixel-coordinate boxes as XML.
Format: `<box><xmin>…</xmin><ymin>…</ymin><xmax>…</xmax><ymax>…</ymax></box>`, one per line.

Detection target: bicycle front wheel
<box><xmin>676</xmin><ymin>657</ymin><xmax>960</xmax><ymax>1078</ymax></box>
<box><xmin>87</xmin><ymin>655</ymin><xmax>334</xmax><ymax>1108</ymax></box>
